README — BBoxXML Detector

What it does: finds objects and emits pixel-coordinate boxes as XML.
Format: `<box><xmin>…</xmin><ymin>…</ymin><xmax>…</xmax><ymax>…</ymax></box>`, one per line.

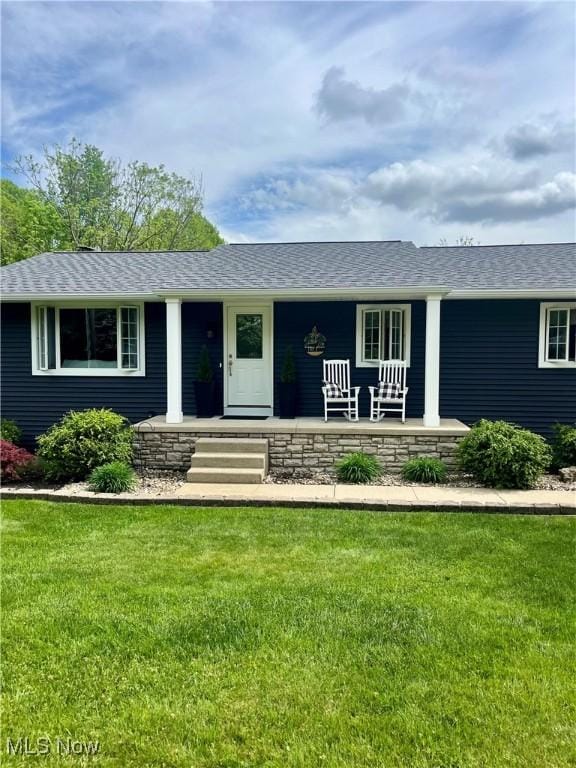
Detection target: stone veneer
<box><xmin>134</xmin><ymin>423</ymin><xmax>466</xmax><ymax>476</ymax></box>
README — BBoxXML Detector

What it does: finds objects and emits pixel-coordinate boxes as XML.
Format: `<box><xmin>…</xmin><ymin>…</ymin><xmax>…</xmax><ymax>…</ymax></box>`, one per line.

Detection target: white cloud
<box><xmin>315</xmin><ymin>66</ymin><xmax>415</xmax><ymax>125</ymax></box>
<box><xmin>503</xmin><ymin>119</ymin><xmax>575</xmax><ymax>159</ymax></box>
<box><xmin>240</xmin><ymin>159</ymin><xmax>575</xmax><ymax>226</ymax></box>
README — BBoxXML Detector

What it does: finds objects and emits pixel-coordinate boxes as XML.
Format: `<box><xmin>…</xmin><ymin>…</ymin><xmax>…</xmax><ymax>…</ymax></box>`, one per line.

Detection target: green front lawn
<box><xmin>2</xmin><ymin>501</ymin><xmax>575</xmax><ymax>767</ymax></box>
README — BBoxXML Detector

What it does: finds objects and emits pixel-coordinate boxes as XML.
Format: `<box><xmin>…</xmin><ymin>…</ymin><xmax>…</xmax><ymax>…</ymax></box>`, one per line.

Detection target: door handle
<box><xmin>228</xmin><ymin>354</ymin><xmax>233</xmax><ymax>376</ymax></box>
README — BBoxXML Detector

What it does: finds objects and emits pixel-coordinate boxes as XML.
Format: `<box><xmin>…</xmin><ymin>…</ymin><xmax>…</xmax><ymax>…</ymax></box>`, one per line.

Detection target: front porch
<box><xmin>165</xmin><ymin>292</ymin><xmax>446</xmax><ymax>427</ymax></box>
<box><xmin>133</xmin><ymin>415</ymin><xmax>469</xmax><ymax>475</ymax></box>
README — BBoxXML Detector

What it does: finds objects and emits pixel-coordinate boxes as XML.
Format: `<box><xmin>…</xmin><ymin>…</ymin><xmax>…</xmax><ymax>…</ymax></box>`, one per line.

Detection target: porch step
<box><xmin>190</xmin><ymin>452</ymin><xmax>265</xmax><ymax>469</ymax></box>
<box><xmin>186</xmin><ymin>467</ymin><xmax>264</xmax><ymax>484</ymax></box>
<box><xmin>187</xmin><ymin>437</ymin><xmax>269</xmax><ymax>483</ymax></box>
<box><xmin>194</xmin><ymin>437</ymin><xmax>268</xmax><ymax>454</ymax></box>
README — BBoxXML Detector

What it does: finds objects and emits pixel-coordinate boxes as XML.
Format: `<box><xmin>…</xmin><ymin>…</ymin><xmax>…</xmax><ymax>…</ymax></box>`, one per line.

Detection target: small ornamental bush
<box><xmin>402</xmin><ymin>457</ymin><xmax>447</xmax><ymax>484</ymax></box>
<box><xmin>335</xmin><ymin>452</ymin><xmax>381</xmax><ymax>484</ymax></box>
<box><xmin>0</xmin><ymin>440</ymin><xmax>34</xmax><ymax>481</ymax></box>
<box><xmin>37</xmin><ymin>408</ymin><xmax>133</xmax><ymax>481</ymax></box>
<box><xmin>0</xmin><ymin>418</ymin><xmax>22</xmax><ymax>445</ymax></box>
<box><xmin>196</xmin><ymin>345</ymin><xmax>214</xmax><ymax>383</ymax></box>
<box><xmin>457</xmin><ymin>419</ymin><xmax>551</xmax><ymax>489</ymax></box>
<box><xmin>88</xmin><ymin>461</ymin><xmax>136</xmax><ymax>494</ymax></box>
<box><xmin>17</xmin><ymin>456</ymin><xmax>47</xmax><ymax>481</ymax></box>
<box><xmin>280</xmin><ymin>345</ymin><xmax>297</xmax><ymax>384</ymax></box>
<box><xmin>551</xmin><ymin>424</ymin><xmax>576</xmax><ymax>471</ymax></box>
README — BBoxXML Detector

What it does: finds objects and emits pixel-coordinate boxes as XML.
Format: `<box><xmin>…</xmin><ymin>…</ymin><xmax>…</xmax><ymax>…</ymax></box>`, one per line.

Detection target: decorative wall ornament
<box><xmin>304</xmin><ymin>325</ymin><xmax>326</xmax><ymax>357</ymax></box>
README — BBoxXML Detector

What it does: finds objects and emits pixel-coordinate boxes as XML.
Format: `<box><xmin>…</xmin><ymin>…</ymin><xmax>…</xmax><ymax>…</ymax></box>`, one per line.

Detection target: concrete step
<box><xmin>194</xmin><ymin>437</ymin><xmax>268</xmax><ymax>454</ymax></box>
<box><xmin>190</xmin><ymin>452</ymin><xmax>265</xmax><ymax>469</ymax></box>
<box><xmin>186</xmin><ymin>467</ymin><xmax>264</xmax><ymax>484</ymax></box>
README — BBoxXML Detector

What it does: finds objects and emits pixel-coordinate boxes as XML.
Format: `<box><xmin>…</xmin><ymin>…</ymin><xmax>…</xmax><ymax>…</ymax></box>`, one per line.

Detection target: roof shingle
<box><xmin>1</xmin><ymin>240</ymin><xmax>574</xmax><ymax>296</ymax></box>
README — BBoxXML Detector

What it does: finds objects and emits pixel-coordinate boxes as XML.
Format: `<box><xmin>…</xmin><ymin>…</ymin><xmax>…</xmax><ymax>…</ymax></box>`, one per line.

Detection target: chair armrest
<box><xmin>351</xmin><ymin>386</ymin><xmax>361</xmax><ymax>396</ymax></box>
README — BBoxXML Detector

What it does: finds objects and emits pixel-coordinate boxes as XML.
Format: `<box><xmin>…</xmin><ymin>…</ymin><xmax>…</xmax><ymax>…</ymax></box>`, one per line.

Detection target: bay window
<box><xmin>32</xmin><ymin>304</ymin><xmax>144</xmax><ymax>375</ymax></box>
<box><xmin>356</xmin><ymin>304</ymin><xmax>411</xmax><ymax>366</ymax></box>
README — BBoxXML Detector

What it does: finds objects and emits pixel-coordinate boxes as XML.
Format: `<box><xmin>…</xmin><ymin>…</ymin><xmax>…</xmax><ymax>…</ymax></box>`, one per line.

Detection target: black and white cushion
<box><xmin>323</xmin><ymin>381</ymin><xmax>344</xmax><ymax>398</ymax></box>
<box><xmin>377</xmin><ymin>381</ymin><xmax>401</xmax><ymax>399</ymax></box>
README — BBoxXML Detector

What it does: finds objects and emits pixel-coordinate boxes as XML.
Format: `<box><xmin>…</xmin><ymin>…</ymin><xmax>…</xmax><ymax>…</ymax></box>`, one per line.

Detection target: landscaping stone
<box><xmin>559</xmin><ymin>466</ymin><xmax>576</xmax><ymax>483</ymax></box>
<box><xmin>134</xmin><ymin>429</ymin><xmax>464</xmax><ymax>475</ymax></box>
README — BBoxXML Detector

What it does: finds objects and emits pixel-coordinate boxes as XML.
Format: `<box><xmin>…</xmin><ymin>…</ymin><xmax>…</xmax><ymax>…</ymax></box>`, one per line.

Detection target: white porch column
<box><xmin>423</xmin><ymin>294</ymin><xmax>442</xmax><ymax>427</ymax></box>
<box><xmin>165</xmin><ymin>298</ymin><xmax>183</xmax><ymax>424</ymax></box>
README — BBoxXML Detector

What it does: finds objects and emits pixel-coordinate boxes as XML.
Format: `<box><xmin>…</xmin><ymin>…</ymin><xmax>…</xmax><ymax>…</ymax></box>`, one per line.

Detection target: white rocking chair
<box><xmin>322</xmin><ymin>359</ymin><xmax>360</xmax><ymax>422</ymax></box>
<box><xmin>368</xmin><ymin>360</ymin><xmax>408</xmax><ymax>423</ymax></box>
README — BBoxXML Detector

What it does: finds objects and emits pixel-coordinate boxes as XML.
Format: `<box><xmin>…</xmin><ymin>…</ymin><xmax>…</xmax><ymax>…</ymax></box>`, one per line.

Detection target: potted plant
<box><xmin>278</xmin><ymin>345</ymin><xmax>298</xmax><ymax>418</ymax></box>
<box><xmin>194</xmin><ymin>345</ymin><xmax>215</xmax><ymax>417</ymax></box>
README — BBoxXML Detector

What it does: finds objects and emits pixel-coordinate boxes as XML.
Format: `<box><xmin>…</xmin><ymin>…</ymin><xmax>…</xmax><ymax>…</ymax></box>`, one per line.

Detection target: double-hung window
<box><xmin>356</xmin><ymin>304</ymin><xmax>411</xmax><ymax>366</ymax></box>
<box><xmin>32</xmin><ymin>304</ymin><xmax>145</xmax><ymax>375</ymax></box>
<box><xmin>539</xmin><ymin>303</ymin><xmax>576</xmax><ymax>367</ymax></box>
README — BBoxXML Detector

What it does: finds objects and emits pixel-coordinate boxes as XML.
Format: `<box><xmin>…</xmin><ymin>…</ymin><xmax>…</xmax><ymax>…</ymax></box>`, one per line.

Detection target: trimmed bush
<box><xmin>37</xmin><ymin>408</ymin><xmax>133</xmax><ymax>481</ymax></box>
<box><xmin>1</xmin><ymin>440</ymin><xmax>34</xmax><ymax>481</ymax></box>
<box><xmin>17</xmin><ymin>456</ymin><xmax>47</xmax><ymax>481</ymax></box>
<box><xmin>551</xmin><ymin>424</ymin><xmax>576</xmax><ymax>471</ymax></box>
<box><xmin>335</xmin><ymin>452</ymin><xmax>381</xmax><ymax>484</ymax></box>
<box><xmin>457</xmin><ymin>419</ymin><xmax>551</xmax><ymax>489</ymax></box>
<box><xmin>88</xmin><ymin>461</ymin><xmax>136</xmax><ymax>493</ymax></box>
<box><xmin>0</xmin><ymin>418</ymin><xmax>22</xmax><ymax>445</ymax></box>
<box><xmin>402</xmin><ymin>457</ymin><xmax>447</xmax><ymax>484</ymax></box>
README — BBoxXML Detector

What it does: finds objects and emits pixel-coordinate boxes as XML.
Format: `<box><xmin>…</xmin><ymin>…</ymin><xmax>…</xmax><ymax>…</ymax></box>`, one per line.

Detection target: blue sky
<box><xmin>2</xmin><ymin>0</ymin><xmax>575</xmax><ymax>244</ymax></box>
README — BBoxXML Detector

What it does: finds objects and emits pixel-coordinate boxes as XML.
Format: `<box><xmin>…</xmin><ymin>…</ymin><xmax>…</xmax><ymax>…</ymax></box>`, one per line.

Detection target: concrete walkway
<box><xmin>175</xmin><ymin>482</ymin><xmax>575</xmax><ymax>512</ymax></box>
<box><xmin>2</xmin><ymin>482</ymin><xmax>574</xmax><ymax>513</ymax></box>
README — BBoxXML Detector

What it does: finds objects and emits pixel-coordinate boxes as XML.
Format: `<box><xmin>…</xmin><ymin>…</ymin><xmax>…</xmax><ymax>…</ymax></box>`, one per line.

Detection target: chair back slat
<box><xmin>378</xmin><ymin>360</ymin><xmax>407</xmax><ymax>389</ymax></box>
<box><xmin>323</xmin><ymin>359</ymin><xmax>350</xmax><ymax>390</ymax></box>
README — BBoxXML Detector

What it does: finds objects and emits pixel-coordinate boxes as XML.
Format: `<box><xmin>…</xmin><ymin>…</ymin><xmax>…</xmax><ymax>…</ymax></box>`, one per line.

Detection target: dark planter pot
<box><xmin>194</xmin><ymin>381</ymin><xmax>215</xmax><ymax>418</ymax></box>
<box><xmin>278</xmin><ymin>382</ymin><xmax>298</xmax><ymax>419</ymax></box>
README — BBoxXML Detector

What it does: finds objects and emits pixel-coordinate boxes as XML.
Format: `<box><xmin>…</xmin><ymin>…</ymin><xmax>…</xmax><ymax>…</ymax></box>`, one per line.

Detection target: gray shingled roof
<box><xmin>1</xmin><ymin>241</ymin><xmax>575</xmax><ymax>297</ymax></box>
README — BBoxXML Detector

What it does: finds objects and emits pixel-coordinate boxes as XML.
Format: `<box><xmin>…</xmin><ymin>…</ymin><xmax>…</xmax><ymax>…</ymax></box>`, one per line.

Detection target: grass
<box><xmin>1</xmin><ymin>501</ymin><xmax>575</xmax><ymax>767</ymax></box>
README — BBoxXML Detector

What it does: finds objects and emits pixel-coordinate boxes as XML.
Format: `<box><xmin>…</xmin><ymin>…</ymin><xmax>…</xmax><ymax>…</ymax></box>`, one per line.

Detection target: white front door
<box><xmin>225</xmin><ymin>304</ymin><xmax>273</xmax><ymax>415</ymax></box>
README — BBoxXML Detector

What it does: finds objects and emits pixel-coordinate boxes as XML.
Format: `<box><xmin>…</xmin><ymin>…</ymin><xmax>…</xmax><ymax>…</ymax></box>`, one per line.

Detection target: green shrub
<box><xmin>402</xmin><ymin>457</ymin><xmax>447</xmax><ymax>484</ymax></box>
<box><xmin>17</xmin><ymin>456</ymin><xmax>47</xmax><ymax>481</ymax></box>
<box><xmin>551</xmin><ymin>424</ymin><xmax>576</xmax><ymax>470</ymax></box>
<box><xmin>88</xmin><ymin>461</ymin><xmax>136</xmax><ymax>493</ymax></box>
<box><xmin>280</xmin><ymin>345</ymin><xmax>297</xmax><ymax>384</ymax></box>
<box><xmin>335</xmin><ymin>452</ymin><xmax>381</xmax><ymax>484</ymax></box>
<box><xmin>37</xmin><ymin>408</ymin><xmax>133</xmax><ymax>481</ymax></box>
<box><xmin>0</xmin><ymin>418</ymin><xmax>22</xmax><ymax>445</ymax></box>
<box><xmin>196</xmin><ymin>345</ymin><xmax>214</xmax><ymax>383</ymax></box>
<box><xmin>457</xmin><ymin>419</ymin><xmax>551</xmax><ymax>489</ymax></box>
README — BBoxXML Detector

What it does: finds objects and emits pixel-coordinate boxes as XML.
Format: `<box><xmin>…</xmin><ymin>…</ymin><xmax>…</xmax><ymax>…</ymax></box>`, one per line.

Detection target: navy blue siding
<box><xmin>182</xmin><ymin>302</ymin><xmax>223</xmax><ymax>415</ymax></box>
<box><xmin>2</xmin><ymin>298</ymin><xmax>574</xmax><ymax>447</ymax></box>
<box><xmin>440</xmin><ymin>300</ymin><xmax>576</xmax><ymax>435</ymax></box>
<box><xmin>1</xmin><ymin>302</ymin><xmax>168</xmax><ymax>448</ymax></box>
<box><xmin>273</xmin><ymin>301</ymin><xmax>426</xmax><ymax>419</ymax></box>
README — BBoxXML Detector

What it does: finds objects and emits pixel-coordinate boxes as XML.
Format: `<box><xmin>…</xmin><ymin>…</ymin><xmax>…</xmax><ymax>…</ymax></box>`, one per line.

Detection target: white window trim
<box><xmin>355</xmin><ymin>303</ymin><xmax>412</xmax><ymax>368</ymax></box>
<box><xmin>538</xmin><ymin>302</ymin><xmax>576</xmax><ymax>368</ymax></box>
<box><xmin>31</xmin><ymin>301</ymin><xmax>146</xmax><ymax>376</ymax></box>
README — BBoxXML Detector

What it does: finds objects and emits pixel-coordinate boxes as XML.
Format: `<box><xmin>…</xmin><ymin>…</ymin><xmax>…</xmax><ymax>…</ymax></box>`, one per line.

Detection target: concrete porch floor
<box><xmin>135</xmin><ymin>415</ymin><xmax>469</xmax><ymax>436</ymax></box>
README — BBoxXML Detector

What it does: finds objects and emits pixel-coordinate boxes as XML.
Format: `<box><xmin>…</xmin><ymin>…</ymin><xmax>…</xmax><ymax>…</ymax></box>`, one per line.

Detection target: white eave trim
<box><xmin>447</xmin><ymin>288</ymin><xmax>576</xmax><ymax>299</ymax></box>
<box><xmin>2</xmin><ymin>286</ymin><xmax>575</xmax><ymax>302</ymax></box>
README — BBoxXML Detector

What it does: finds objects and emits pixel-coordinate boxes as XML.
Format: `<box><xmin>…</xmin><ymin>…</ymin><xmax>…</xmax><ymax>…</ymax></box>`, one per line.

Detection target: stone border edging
<box><xmin>1</xmin><ymin>489</ymin><xmax>574</xmax><ymax>515</ymax></box>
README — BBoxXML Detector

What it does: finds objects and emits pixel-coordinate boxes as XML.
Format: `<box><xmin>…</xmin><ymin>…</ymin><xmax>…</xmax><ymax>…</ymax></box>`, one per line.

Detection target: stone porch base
<box><xmin>134</xmin><ymin>417</ymin><xmax>469</xmax><ymax>475</ymax></box>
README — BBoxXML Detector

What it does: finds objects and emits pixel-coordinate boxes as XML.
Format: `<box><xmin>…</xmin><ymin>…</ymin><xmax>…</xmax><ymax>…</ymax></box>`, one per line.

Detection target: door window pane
<box><xmin>236</xmin><ymin>314</ymin><xmax>262</xmax><ymax>359</ymax></box>
<box><xmin>60</xmin><ymin>308</ymin><xmax>117</xmax><ymax>368</ymax></box>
